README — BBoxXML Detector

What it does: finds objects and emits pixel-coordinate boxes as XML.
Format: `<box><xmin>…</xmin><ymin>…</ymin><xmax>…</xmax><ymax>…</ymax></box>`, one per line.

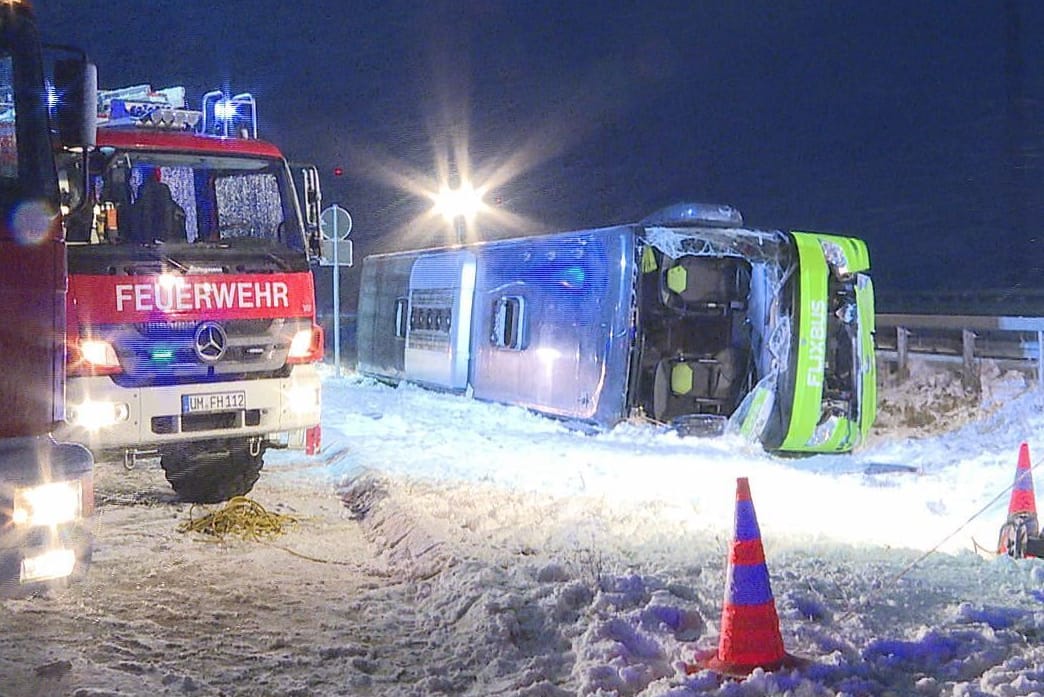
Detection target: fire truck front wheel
<box><xmin>160</xmin><ymin>439</ymin><xmax>265</xmax><ymax>504</ymax></box>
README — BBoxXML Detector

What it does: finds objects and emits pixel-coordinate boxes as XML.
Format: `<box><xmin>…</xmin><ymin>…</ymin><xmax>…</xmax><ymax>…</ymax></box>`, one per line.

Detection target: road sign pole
<box><xmin>319</xmin><ymin>204</ymin><xmax>352</xmax><ymax>380</ymax></box>
<box><xmin>332</xmin><ymin>218</ymin><xmax>341</xmax><ymax>378</ymax></box>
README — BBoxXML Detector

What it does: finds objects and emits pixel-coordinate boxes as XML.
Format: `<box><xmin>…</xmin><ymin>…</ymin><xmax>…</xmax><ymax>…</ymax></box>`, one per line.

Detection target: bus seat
<box><xmin>651</xmin><ymin>348</ymin><xmax>745</xmax><ymax>421</ymax></box>
<box><xmin>660</xmin><ymin>256</ymin><xmax>751</xmax><ymax>315</ymax></box>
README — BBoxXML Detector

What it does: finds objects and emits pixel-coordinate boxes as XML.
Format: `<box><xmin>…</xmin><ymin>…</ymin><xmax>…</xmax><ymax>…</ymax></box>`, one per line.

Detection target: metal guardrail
<box><xmin>876</xmin><ymin>313</ymin><xmax>1044</xmax><ymax>390</ymax></box>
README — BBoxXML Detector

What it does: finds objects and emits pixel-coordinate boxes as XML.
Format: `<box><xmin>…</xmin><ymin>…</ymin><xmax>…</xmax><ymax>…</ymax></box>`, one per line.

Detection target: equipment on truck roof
<box><xmin>97</xmin><ymin>84</ymin><xmax>256</xmax><ymax>138</ymax></box>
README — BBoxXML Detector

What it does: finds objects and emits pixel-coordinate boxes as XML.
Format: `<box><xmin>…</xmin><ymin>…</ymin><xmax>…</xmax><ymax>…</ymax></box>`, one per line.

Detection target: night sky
<box><xmin>35</xmin><ymin>1</ymin><xmax>1044</xmax><ymax>300</ymax></box>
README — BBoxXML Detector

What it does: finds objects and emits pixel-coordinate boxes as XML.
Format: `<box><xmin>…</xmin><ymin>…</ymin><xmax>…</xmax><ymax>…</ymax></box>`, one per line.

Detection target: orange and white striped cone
<box><xmin>998</xmin><ymin>442</ymin><xmax>1039</xmax><ymax>558</ymax></box>
<box><xmin>691</xmin><ymin>477</ymin><xmax>804</xmax><ymax>677</ymax></box>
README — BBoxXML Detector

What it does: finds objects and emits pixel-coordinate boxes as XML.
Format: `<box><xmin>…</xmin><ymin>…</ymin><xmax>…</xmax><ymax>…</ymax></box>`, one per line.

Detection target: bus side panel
<box><xmin>355</xmin><ymin>254</ymin><xmax>415</xmax><ymax>381</ymax></box>
<box><xmin>469</xmin><ymin>227</ymin><xmax>635</xmax><ymax>425</ymax></box>
<box><xmin>405</xmin><ymin>251</ymin><xmax>477</xmax><ymax>391</ymax></box>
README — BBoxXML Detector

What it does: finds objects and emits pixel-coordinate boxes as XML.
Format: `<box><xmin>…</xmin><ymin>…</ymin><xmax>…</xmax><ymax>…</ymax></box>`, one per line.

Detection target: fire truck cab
<box><xmin>56</xmin><ymin>85</ymin><xmax>324</xmax><ymax>503</ymax></box>
<box><xmin>0</xmin><ymin>2</ymin><xmax>96</xmax><ymax>595</ymax></box>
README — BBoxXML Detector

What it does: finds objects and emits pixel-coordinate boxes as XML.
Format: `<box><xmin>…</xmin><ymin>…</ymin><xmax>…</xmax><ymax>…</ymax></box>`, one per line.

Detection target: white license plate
<box><xmin>181</xmin><ymin>390</ymin><xmax>246</xmax><ymax>414</ymax></box>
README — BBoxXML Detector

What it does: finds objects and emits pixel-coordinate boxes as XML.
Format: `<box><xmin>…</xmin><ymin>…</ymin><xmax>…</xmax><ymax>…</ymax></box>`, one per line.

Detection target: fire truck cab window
<box><xmin>60</xmin><ymin>150</ymin><xmax>306</xmax><ymax>252</ymax></box>
<box><xmin>214</xmin><ymin>172</ymin><xmax>283</xmax><ymax>242</ymax></box>
<box><xmin>0</xmin><ymin>55</ymin><xmax>16</xmax><ymax>182</ymax></box>
<box><xmin>125</xmin><ymin>171</ymin><xmax>187</xmax><ymax>243</ymax></box>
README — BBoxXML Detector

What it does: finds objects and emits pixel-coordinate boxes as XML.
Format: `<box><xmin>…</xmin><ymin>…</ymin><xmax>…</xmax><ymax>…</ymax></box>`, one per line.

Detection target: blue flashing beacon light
<box><xmin>45</xmin><ymin>80</ymin><xmax>60</xmax><ymax>115</ymax></box>
<box><xmin>202</xmin><ymin>89</ymin><xmax>257</xmax><ymax>139</ymax></box>
<box><xmin>214</xmin><ymin>99</ymin><xmax>237</xmax><ymax>121</ymax></box>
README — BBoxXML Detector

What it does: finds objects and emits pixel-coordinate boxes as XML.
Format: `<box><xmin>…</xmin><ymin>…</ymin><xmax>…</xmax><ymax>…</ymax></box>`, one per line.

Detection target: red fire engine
<box><xmin>56</xmin><ymin>85</ymin><xmax>324</xmax><ymax>503</ymax></box>
<box><xmin>0</xmin><ymin>1</ymin><xmax>95</xmax><ymax>594</ymax></box>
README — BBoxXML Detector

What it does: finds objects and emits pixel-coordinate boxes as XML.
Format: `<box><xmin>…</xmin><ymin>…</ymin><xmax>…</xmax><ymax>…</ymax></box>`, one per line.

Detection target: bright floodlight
<box><xmin>433</xmin><ymin>182</ymin><xmax>484</xmax><ymax>224</ymax></box>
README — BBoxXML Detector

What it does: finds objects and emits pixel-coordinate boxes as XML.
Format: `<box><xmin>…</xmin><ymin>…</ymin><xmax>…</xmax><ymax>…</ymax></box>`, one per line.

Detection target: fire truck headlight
<box><xmin>67</xmin><ymin>400</ymin><xmax>130</xmax><ymax>430</ymax></box>
<box><xmin>21</xmin><ymin>549</ymin><xmax>78</xmax><ymax>584</ymax></box>
<box><xmin>80</xmin><ymin>339</ymin><xmax>121</xmax><ymax>369</ymax></box>
<box><xmin>284</xmin><ymin>385</ymin><xmax>320</xmax><ymax>415</ymax></box>
<box><xmin>287</xmin><ymin>329</ymin><xmax>314</xmax><ymax>359</ymax></box>
<box><xmin>12</xmin><ymin>481</ymin><xmax>83</xmax><ymax>527</ymax></box>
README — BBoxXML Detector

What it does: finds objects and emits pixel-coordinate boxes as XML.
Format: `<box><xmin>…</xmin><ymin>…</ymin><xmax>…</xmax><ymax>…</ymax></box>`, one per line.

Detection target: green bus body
<box><xmin>777</xmin><ymin>232</ymin><xmax>876</xmax><ymax>452</ymax></box>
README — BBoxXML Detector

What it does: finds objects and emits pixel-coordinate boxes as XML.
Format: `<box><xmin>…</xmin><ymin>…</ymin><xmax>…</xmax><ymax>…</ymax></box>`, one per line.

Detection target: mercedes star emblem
<box><xmin>193</xmin><ymin>321</ymin><xmax>228</xmax><ymax>362</ymax></box>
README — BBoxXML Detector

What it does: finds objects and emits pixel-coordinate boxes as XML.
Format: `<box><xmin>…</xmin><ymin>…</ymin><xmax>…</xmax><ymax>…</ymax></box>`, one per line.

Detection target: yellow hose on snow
<box><xmin>177</xmin><ymin>496</ymin><xmax>298</xmax><ymax>541</ymax></box>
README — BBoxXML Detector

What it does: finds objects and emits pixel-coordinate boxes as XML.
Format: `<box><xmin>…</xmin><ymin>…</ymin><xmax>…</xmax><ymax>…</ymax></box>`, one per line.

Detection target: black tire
<box><xmin>160</xmin><ymin>439</ymin><xmax>265</xmax><ymax>504</ymax></box>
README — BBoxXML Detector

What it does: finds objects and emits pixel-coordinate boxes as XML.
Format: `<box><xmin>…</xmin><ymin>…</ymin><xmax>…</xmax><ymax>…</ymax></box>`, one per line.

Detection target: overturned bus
<box><xmin>355</xmin><ymin>203</ymin><xmax>876</xmax><ymax>454</ymax></box>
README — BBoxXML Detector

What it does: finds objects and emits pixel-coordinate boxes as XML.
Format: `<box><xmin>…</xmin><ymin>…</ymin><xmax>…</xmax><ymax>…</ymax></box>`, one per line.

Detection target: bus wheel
<box><xmin>161</xmin><ymin>439</ymin><xmax>265</xmax><ymax>504</ymax></box>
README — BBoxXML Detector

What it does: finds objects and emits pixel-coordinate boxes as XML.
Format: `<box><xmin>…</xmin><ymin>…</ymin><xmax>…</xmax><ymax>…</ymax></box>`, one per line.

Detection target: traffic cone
<box><xmin>998</xmin><ymin>442</ymin><xmax>1039</xmax><ymax>557</ymax></box>
<box><xmin>691</xmin><ymin>477</ymin><xmax>804</xmax><ymax>677</ymax></box>
<box><xmin>1007</xmin><ymin>442</ymin><xmax>1037</xmax><ymax>520</ymax></box>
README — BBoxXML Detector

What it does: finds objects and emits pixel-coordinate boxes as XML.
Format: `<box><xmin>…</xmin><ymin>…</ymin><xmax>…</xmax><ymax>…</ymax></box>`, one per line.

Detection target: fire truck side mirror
<box><xmin>52</xmin><ymin>57</ymin><xmax>96</xmax><ymax>151</ymax></box>
<box><xmin>291</xmin><ymin>163</ymin><xmax>323</xmax><ymax>258</ymax></box>
<box><xmin>303</xmin><ymin>165</ymin><xmax>322</xmax><ymax>229</ymax></box>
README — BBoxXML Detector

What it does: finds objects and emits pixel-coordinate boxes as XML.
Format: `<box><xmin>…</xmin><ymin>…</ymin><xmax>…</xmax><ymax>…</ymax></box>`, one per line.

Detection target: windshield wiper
<box><xmin>265</xmin><ymin>253</ymin><xmax>292</xmax><ymax>271</ymax></box>
<box><xmin>159</xmin><ymin>254</ymin><xmax>191</xmax><ymax>273</ymax></box>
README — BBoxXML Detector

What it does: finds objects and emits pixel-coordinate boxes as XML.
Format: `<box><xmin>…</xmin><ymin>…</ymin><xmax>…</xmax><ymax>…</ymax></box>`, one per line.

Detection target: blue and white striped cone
<box><xmin>691</xmin><ymin>477</ymin><xmax>805</xmax><ymax>677</ymax></box>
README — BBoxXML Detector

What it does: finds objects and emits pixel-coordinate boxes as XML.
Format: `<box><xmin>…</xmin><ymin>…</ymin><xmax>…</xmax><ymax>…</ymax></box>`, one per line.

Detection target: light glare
<box><xmin>13</xmin><ymin>482</ymin><xmax>82</xmax><ymax>527</ymax></box>
<box><xmin>433</xmin><ymin>182</ymin><xmax>485</xmax><ymax>224</ymax></box>
<box><xmin>288</xmin><ymin>329</ymin><xmax>314</xmax><ymax>358</ymax></box>
<box><xmin>21</xmin><ymin>549</ymin><xmax>77</xmax><ymax>583</ymax></box>
<box><xmin>157</xmin><ymin>272</ymin><xmax>184</xmax><ymax>291</ymax></box>
<box><xmin>214</xmin><ymin>99</ymin><xmax>237</xmax><ymax>121</ymax></box>
<box><xmin>68</xmin><ymin>400</ymin><xmax>129</xmax><ymax>430</ymax></box>
<box><xmin>285</xmin><ymin>384</ymin><xmax>320</xmax><ymax>414</ymax></box>
<box><xmin>80</xmin><ymin>340</ymin><xmax>120</xmax><ymax>368</ymax></box>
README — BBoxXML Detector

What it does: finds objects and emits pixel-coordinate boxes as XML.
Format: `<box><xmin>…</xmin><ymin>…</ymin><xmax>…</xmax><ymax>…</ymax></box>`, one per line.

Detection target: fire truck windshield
<box><xmin>62</xmin><ymin>149</ymin><xmax>307</xmax><ymax>255</ymax></box>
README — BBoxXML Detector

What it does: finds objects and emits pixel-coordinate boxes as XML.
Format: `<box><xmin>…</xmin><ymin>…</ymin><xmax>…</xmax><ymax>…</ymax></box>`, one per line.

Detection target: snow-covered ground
<box><xmin>5</xmin><ymin>358</ymin><xmax>1044</xmax><ymax>696</ymax></box>
<box><xmin>321</xmin><ymin>358</ymin><xmax>1034</xmax><ymax>558</ymax></box>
